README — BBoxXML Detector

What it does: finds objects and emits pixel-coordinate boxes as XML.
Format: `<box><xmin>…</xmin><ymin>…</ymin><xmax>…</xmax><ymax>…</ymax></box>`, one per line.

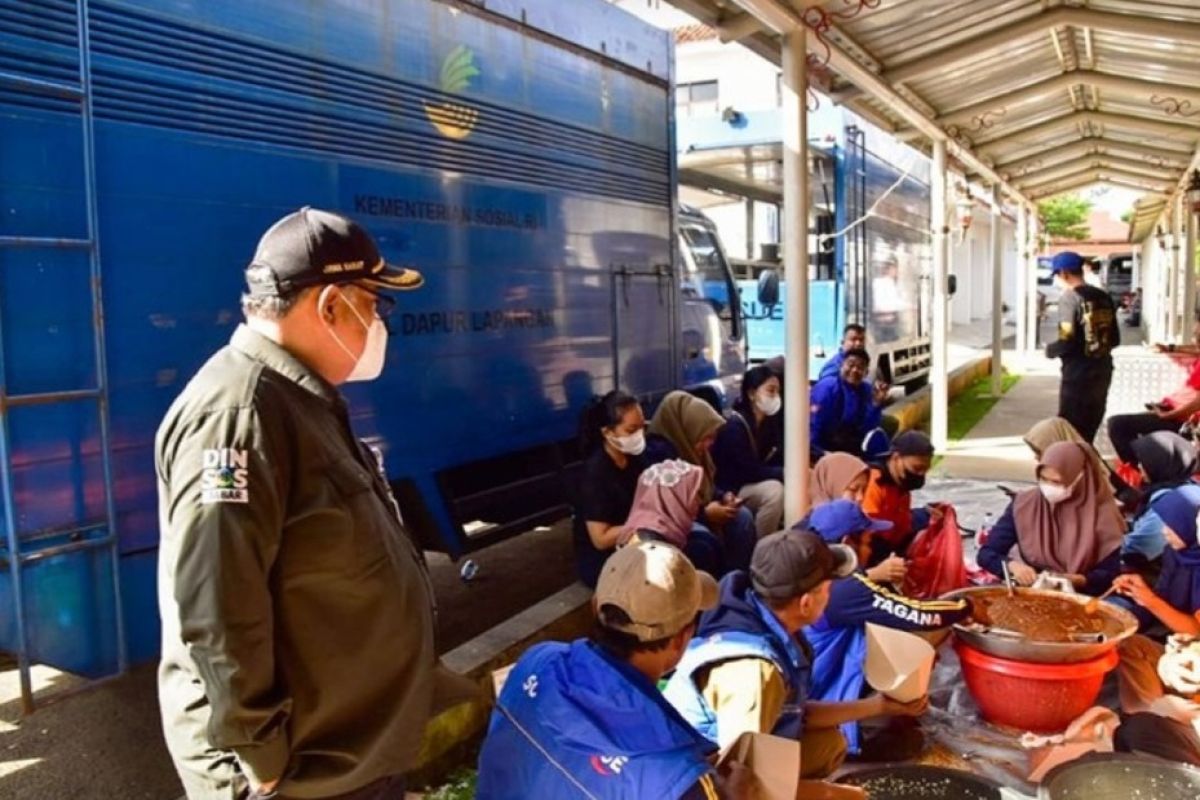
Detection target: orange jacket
<box><xmin>862</xmin><ymin>466</ymin><xmax>911</xmax><ymax>549</ymax></box>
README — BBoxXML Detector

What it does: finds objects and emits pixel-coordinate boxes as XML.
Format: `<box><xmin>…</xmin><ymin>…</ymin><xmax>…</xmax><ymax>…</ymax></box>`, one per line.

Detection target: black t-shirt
<box><xmin>573</xmin><ymin>448</ymin><xmax>645</xmax><ymax>587</ymax></box>
<box><xmin>1048</xmin><ymin>284</ymin><xmax>1118</xmax><ymax>379</ymax></box>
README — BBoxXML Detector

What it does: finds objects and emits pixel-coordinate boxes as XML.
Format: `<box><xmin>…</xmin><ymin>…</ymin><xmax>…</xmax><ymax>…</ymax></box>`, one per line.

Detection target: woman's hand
<box><xmin>704</xmin><ymin>501</ymin><xmax>738</xmax><ymax>529</ymax></box>
<box><xmin>1009</xmin><ymin>561</ymin><xmax>1037</xmax><ymax>586</ymax></box>
<box><xmin>1114</xmin><ymin>573</ymin><xmax>1156</xmax><ymax>607</ymax></box>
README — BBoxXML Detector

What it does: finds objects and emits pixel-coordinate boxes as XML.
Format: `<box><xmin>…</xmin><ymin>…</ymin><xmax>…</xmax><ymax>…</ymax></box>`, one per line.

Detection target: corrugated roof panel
<box><xmin>825</xmin><ymin>0</ymin><xmax>1040</xmax><ymax>64</ymax></box>
<box><xmin>1091</xmin><ymin>0</ymin><xmax>1200</xmax><ymax>24</ymax></box>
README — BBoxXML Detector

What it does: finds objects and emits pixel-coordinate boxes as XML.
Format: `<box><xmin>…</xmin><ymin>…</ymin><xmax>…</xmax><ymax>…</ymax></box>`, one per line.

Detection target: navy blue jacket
<box><xmin>711</xmin><ymin>409</ymin><xmax>784</xmax><ymax>494</ymax></box>
<box><xmin>977</xmin><ymin>501</ymin><xmax>1122</xmax><ymax>596</ymax></box>
<box><xmin>809</xmin><ymin>375</ymin><xmax>883</xmax><ymax>458</ymax></box>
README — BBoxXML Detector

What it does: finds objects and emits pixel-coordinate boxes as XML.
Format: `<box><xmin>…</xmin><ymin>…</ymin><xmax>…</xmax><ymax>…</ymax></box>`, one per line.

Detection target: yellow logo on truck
<box><xmin>424</xmin><ymin>46</ymin><xmax>479</xmax><ymax>139</ymax></box>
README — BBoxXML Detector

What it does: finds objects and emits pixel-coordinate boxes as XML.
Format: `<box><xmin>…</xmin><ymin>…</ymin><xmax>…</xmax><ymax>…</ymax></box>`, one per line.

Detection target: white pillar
<box><xmin>990</xmin><ymin>185</ymin><xmax>1004</xmax><ymax>395</ymax></box>
<box><xmin>1170</xmin><ymin>199</ymin><xmax>1183</xmax><ymax>342</ymax></box>
<box><xmin>781</xmin><ymin>29</ymin><xmax>810</xmax><ymax>523</ymax></box>
<box><xmin>1016</xmin><ymin>205</ymin><xmax>1028</xmax><ymax>359</ymax></box>
<box><xmin>1027</xmin><ymin>210</ymin><xmax>1041</xmax><ymax>353</ymax></box>
<box><xmin>1187</xmin><ymin>197</ymin><xmax>1197</xmax><ymax>333</ymax></box>
<box><xmin>930</xmin><ymin>140</ymin><xmax>949</xmax><ymax>451</ymax></box>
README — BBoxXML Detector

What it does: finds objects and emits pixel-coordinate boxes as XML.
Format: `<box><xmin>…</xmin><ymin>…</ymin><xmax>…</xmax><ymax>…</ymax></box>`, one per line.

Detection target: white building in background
<box><xmin>614</xmin><ymin>0</ymin><xmax>1021</xmax><ymax>337</ymax></box>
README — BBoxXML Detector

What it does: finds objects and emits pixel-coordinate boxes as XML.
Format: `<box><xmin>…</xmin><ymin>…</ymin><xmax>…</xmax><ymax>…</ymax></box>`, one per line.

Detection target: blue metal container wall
<box><xmin>0</xmin><ymin>0</ymin><xmax>674</xmax><ymax>666</ymax></box>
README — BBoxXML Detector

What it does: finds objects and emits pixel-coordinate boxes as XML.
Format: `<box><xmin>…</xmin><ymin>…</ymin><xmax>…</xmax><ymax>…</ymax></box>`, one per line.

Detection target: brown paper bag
<box><xmin>717</xmin><ymin>731</ymin><xmax>801</xmax><ymax>800</ymax></box>
<box><xmin>864</xmin><ymin>623</ymin><xmax>935</xmax><ymax>703</ymax></box>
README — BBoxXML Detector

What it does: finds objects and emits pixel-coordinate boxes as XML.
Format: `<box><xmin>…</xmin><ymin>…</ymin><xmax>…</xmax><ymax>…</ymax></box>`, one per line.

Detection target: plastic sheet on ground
<box><xmin>918</xmin><ymin>645</ymin><xmax>1038</xmax><ymax>795</ymax></box>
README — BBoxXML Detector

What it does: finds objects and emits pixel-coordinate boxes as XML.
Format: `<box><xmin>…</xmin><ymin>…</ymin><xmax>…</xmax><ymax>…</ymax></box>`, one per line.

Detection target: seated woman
<box><xmin>646</xmin><ymin>391</ymin><xmax>756</xmax><ymax>572</ymax></box>
<box><xmin>977</xmin><ymin>441</ymin><xmax>1125</xmax><ymax>596</ymax></box>
<box><xmin>802</xmin><ymin>500</ymin><xmax>971</xmax><ymax>758</ymax></box>
<box><xmin>1024</xmin><ymin>416</ymin><xmax>1137</xmax><ymax>507</ymax></box>
<box><xmin>572</xmin><ymin>391</ymin><xmax>647</xmax><ymax>588</ymax></box>
<box><xmin>1114</xmin><ymin>489</ymin><xmax>1200</xmax><ymax>725</ymax></box>
<box><xmin>810</xmin><ymin>452</ymin><xmax>871</xmax><ymax>507</ymax></box>
<box><xmin>712</xmin><ymin>365</ymin><xmax>785</xmax><ymax>537</ymax></box>
<box><xmin>1123</xmin><ymin>432</ymin><xmax>1200</xmax><ymax>577</ymax></box>
<box><xmin>620</xmin><ymin>460</ymin><xmax>729</xmax><ymax>577</ymax></box>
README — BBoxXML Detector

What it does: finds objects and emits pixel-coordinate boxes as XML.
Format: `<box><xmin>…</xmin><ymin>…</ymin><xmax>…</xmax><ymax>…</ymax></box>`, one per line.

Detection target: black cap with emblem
<box><xmin>245</xmin><ymin>206</ymin><xmax>424</xmax><ymax>296</ymax></box>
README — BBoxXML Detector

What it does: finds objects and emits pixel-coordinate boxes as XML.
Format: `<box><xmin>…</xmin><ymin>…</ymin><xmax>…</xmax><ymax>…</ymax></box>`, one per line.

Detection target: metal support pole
<box><xmin>781</xmin><ymin>29</ymin><xmax>810</xmax><ymax>524</ymax></box>
<box><xmin>1016</xmin><ymin>205</ymin><xmax>1028</xmax><ymax>359</ymax></box>
<box><xmin>931</xmin><ymin>140</ymin><xmax>949</xmax><ymax>451</ymax></box>
<box><xmin>745</xmin><ymin>199</ymin><xmax>756</xmax><ymax>261</ymax></box>
<box><xmin>1187</xmin><ymin>198</ymin><xmax>1198</xmax><ymax>333</ymax></box>
<box><xmin>990</xmin><ymin>186</ymin><xmax>1004</xmax><ymax>395</ymax></box>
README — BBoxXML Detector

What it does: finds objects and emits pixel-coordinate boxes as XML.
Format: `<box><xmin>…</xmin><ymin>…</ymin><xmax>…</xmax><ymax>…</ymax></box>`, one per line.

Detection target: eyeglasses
<box><xmin>351</xmin><ymin>284</ymin><xmax>396</xmax><ymax>320</ymax></box>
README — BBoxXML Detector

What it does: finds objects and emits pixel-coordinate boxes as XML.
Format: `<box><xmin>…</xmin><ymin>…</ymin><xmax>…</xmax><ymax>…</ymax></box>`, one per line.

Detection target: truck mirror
<box><xmin>948</xmin><ymin>274</ymin><xmax>958</xmax><ymax>296</ymax></box>
<box><xmin>758</xmin><ymin>269</ymin><xmax>780</xmax><ymax>307</ymax></box>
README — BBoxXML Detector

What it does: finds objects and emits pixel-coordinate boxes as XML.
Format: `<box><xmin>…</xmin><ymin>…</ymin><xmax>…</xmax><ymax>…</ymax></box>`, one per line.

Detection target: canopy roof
<box><xmin>669</xmin><ymin>0</ymin><xmax>1200</xmax><ymax>241</ymax></box>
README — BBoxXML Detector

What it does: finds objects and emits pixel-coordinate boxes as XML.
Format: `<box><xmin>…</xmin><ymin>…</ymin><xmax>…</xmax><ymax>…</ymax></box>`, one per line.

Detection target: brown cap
<box><xmin>595</xmin><ymin>541</ymin><xmax>719</xmax><ymax>642</ymax></box>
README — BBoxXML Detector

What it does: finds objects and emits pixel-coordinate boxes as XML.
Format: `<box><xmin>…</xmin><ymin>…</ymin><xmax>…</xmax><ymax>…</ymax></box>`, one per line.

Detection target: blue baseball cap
<box><xmin>1050</xmin><ymin>251</ymin><xmax>1085</xmax><ymax>276</ymax></box>
<box><xmin>797</xmin><ymin>499</ymin><xmax>894</xmax><ymax>543</ymax></box>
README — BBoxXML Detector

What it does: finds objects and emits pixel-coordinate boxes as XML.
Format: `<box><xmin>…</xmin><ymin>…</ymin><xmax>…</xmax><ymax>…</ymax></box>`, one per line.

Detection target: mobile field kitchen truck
<box><xmin>0</xmin><ymin>0</ymin><xmax>745</xmax><ymax>704</ymax></box>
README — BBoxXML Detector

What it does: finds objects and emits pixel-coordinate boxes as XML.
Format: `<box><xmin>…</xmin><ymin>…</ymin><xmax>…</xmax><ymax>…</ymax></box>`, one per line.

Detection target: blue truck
<box><xmin>679</xmin><ymin>105</ymin><xmax>934</xmax><ymax>390</ymax></box>
<box><xmin>0</xmin><ymin>0</ymin><xmax>744</xmax><ymax>700</ymax></box>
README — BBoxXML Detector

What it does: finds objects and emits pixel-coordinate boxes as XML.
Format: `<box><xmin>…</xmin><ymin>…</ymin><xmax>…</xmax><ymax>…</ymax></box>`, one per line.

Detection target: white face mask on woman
<box><xmin>755</xmin><ymin>392</ymin><xmax>782</xmax><ymax>417</ymax></box>
<box><xmin>608</xmin><ymin>430</ymin><xmax>647</xmax><ymax>456</ymax></box>
<box><xmin>1038</xmin><ymin>481</ymin><xmax>1072</xmax><ymax>505</ymax></box>
<box><xmin>321</xmin><ymin>286</ymin><xmax>388</xmax><ymax>382</ymax></box>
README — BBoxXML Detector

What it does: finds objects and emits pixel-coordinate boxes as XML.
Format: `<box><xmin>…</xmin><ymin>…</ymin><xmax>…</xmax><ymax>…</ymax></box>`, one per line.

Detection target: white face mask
<box><xmin>1039</xmin><ymin>481</ymin><xmax>1072</xmax><ymax>505</ymax></box>
<box><xmin>609</xmin><ymin>430</ymin><xmax>646</xmax><ymax>456</ymax></box>
<box><xmin>321</xmin><ymin>286</ymin><xmax>388</xmax><ymax>382</ymax></box>
<box><xmin>755</xmin><ymin>392</ymin><xmax>782</xmax><ymax>417</ymax></box>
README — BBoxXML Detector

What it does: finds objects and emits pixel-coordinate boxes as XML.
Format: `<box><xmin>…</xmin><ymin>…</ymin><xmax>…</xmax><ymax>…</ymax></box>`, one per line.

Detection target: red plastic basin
<box><xmin>954</xmin><ymin>641</ymin><xmax>1118</xmax><ymax>733</ymax></box>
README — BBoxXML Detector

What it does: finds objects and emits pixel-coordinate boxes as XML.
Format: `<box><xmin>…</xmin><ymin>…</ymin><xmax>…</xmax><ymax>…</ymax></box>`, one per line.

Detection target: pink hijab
<box><xmin>810</xmin><ymin>452</ymin><xmax>870</xmax><ymax>507</ymax></box>
<box><xmin>620</xmin><ymin>460</ymin><xmax>704</xmax><ymax>548</ymax></box>
<box><xmin>1012</xmin><ymin>441</ymin><xmax>1126</xmax><ymax>574</ymax></box>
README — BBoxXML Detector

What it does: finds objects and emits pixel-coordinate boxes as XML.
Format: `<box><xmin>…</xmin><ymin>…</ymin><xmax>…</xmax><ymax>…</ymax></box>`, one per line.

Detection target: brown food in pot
<box><xmin>968</xmin><ymin>590</ymin><xmax>1115</xmax><ymax>642</ymax></box>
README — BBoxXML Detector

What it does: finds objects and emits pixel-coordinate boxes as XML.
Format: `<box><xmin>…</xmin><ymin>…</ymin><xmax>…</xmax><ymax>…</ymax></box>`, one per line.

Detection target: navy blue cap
<box><xmin>1050</xmin><ymin>251</ymin><xmax>1085</xmax><ymax>276</ymax></box>
<box><xmin>798</xmin><ymin>499</ymin><xmax>893</xmax><ymax>543</ymax></box>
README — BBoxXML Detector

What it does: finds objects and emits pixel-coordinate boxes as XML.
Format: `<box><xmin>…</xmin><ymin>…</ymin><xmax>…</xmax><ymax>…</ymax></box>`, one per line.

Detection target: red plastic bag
<box><xmin>1115</xmin><ymin>460</ymin><xmax>1143</xmax><ymax>490</ymax></box>
<box><xmin>902</xmin><ymin>503</ymin><xmax>968</xmax><ymax>599</ymax></box>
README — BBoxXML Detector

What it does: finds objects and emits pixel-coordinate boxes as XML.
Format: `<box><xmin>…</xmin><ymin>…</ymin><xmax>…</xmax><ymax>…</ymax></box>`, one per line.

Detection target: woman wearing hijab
<box><xmin>809</xmin><ymin>452</ymin><xmax>871</xmax><ymax>507</ymax></box>
<box><xmin>646</xmin><ymin>391</ymin><xmax>756</xmax><ymax>571</ymax></box>
<box><xmin>977</xmin><ymin>441</ymin><xmax>1126</xmax><ymax>596</ymax></box>
<box><xmin>619</xmin><ymin>459</ymin><xmax>726</xmax><ymax>576</ymax></box>
<box><xmin>712</xmin><ymin>365</ymin><xmax>785</xmax><ymax>537</ymax></box>
<box><xmin>1113</xmin><ymin>489</ymin><xmax>1200</xmax><ymax>723</ymax></box>
<box><xmin>1024</xmin><ymin>416</ymin><xmax>1137</xmax><ymax>507</ymax></box>
<box><xmin>1123</xmin><ymin>432</ymin><xmax>1200</xmax><ymax>575</ymax></box>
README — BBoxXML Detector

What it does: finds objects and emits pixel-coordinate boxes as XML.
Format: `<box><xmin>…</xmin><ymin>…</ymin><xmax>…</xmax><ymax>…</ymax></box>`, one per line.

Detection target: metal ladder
<box><xmin>0</xmin><ymin>0</ymin><xmax>125</xmax><ymax>714</ymax></box>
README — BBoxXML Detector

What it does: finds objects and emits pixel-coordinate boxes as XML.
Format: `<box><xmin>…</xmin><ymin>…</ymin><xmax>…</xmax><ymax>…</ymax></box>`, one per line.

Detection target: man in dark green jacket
<box><xmin>156</xmin><ymin>208</ymin><xmax>470</xmax><ymax>799</ymax></box>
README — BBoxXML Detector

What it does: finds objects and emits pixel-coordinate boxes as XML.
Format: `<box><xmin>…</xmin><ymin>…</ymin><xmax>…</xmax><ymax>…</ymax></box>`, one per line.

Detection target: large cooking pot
<box><xmin>1039</xmin><ymin>753</ymin><xmax>1200</xmax><ymax>799</ymax></box>
<box><xmin>941</xmin><ymin>586</ymin><xmax>1138</xmax><ymax>664</ymax></box>
<box><xmin>839</xmin><ymin>765</ymin><xmax>1002</xmax><ymax>799</ymax></box>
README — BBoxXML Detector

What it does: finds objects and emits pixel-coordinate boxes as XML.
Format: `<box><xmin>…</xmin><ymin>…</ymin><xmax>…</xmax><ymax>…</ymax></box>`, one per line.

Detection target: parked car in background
<box><xmin>1036</xmin><ymin>256</ymin><xmax>1062</xmax><ymax>307</ymax></box>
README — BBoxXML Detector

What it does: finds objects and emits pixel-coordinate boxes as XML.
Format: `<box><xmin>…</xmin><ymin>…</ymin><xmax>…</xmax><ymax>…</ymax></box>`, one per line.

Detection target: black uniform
<box><xmin>1047</xmin><ymin>283</ymin><xmax>1119</xmax><ymax>442</ymax></box>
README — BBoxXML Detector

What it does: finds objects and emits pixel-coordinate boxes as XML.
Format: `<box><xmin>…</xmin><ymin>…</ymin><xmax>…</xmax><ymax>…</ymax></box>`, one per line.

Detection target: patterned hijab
<box><xmin>621</xmin><ymin>460</ymin><xmax>704</xmax><ymax>548</ymax></box>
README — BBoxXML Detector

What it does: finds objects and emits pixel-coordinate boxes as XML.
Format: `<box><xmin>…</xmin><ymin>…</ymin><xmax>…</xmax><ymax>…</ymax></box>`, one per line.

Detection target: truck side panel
<box><xmin>1</xmin><ymin>0</ymin><xmax>673</xmax><ymax>666</ymax></box>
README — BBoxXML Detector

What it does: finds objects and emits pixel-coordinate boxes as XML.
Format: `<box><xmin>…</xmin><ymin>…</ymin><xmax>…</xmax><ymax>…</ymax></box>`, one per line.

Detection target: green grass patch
<box><xmin>426</xmin><ymin>768</ymin><xmax>478</xmax><ymax>800</ymax></box>
<box><xmin>947</xmin><ymin>372</ymin><xmax>1020</xmax><ymax>442</ymax></box>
